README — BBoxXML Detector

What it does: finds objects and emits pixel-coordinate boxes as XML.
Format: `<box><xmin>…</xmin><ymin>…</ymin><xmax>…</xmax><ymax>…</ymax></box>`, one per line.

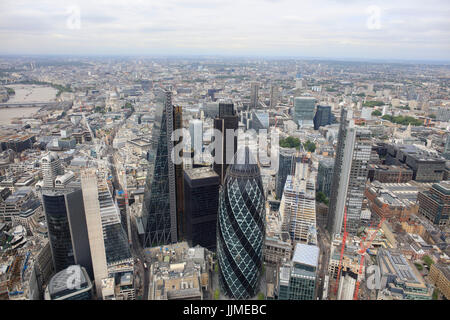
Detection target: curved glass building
<box><xmin>217</xmin><ymin>147</ymin><xmax>266</xmax><ymax>299</ymax></box>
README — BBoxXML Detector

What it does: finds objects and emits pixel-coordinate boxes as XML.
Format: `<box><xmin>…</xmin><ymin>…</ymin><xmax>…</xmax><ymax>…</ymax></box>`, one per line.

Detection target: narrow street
<box><xmin>316</xmin><ymin>224</ymin><xmax>331</xmax><ymax>299</ymax></box>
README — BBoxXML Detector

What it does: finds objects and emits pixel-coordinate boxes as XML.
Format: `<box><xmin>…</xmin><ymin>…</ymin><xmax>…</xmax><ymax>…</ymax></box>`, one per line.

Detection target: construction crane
<box><xmin>334</xmin><ymin>206</ymin><xmax>348</xmax><ymax>296</ymax></box>
<box><xmin>352</xmin><ymin>216</ymin><xmax>386</xmax><ymax>300</ymax></box>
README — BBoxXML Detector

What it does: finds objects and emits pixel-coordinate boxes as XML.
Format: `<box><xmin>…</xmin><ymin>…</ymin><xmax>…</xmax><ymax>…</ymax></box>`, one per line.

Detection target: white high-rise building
<box><xmin>189</xmin><ymin>119</ymin><xmax>203</xmax><ymax>163</ymax></box>
<box><xmin>41</xmin><ymin>152</ymin><xmax>64</xmax><ymax>189</ymax></box>
<box><xmin>250</xmin><ymin>81</ymin><xmax>259</xmax><ymax>109</ymax></box>
<box><xmin>296</xmin><ymin>78</ymin><xmax>307</xmax><ymax>89</ymax></box>
<box><xmin>81</xmin><ymin>169</ymin><xmax>108</xmax><ymax>299</ymax></box>
<box><xmin>270</xmin><ymin>84</ymin><xmax>279</xmax><ymax>109</ymax></box>
<box><xmin>279</xmin><ymin>163</ymin><xmax>317</xmax><ymax>244</ymax></box>
<box><xmin>327</xmin><ymin>108</ymin><xmax>372</xmax><ymax>237</ymax></box>
<box><xmin>337</xmin><ymin>270</ymin><xmax>357</xmax><ymax>300</ymax></box>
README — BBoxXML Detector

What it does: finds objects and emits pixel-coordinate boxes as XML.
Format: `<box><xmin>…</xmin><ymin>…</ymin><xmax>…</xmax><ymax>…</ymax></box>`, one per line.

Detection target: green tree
<box><xmin>280</xmin><ymin>136</ymin><xmax>301</xmax><ymax>149</ymax></box>
<box><xmin>316</xmin><ymin>191</ymin><xmax>329</xmax><ymax>205</ymax></box>
<box><xmin>363</xmin><ymin>101</ymin><xmax>384</xmax><ymax>107</ymax></box>
<box><xmin>214</xmin><ymin>289</ymin><xmax>220</xmax><ymax>300</ymax></box>
<box><xmin>422</xmin><ymin>255</ymin><xmax>434</xmax><ymax>268</ymax></box>
<box><xmin>432</xmin><ymin>288</ymin><xmax>439</xmax><ymax>300</ymax></box>
<box><xmin>371</xmin><ymin>110</ymin><xmax>382</xmax><ymax>116</ymax></box>
<box><xmin>381</xmin><ymin>114</ymin><xmax>423</xmax><ymax>126</ymax></box>
<box><xmin>303</xmin><ymin>140</ymin><xmax>316</xmax><ymax>153</ymax></box>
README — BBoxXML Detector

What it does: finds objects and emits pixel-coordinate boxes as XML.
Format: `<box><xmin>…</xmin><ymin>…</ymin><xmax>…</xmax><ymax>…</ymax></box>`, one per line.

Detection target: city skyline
<box><xmin>0</xmin><ymin>0</ymin><xmax>449</xmax><ymax>61</ymax></box>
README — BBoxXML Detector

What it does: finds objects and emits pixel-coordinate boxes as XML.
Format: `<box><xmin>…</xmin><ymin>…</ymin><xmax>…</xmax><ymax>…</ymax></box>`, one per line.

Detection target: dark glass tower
<box><xmin>213</xmin><ymin>101</ymin><xmax>239</xmax><ymax>184</ymax></box>
<box><xmin>217</xmin><ymin>147</ymin><xmax>266</xmax><ymax>299</ymax></box>
<box><xmin>313</xmin><ymin>105</ymin><xmax>335</xmax><ymax>130</ymax></box>
<box><xmin>142</xmin><ymin>89</ymin><xmax>180</xmax><ymax>247</ymax></box>
<box><xmin>42</xmin><ymin>186</ymin><xmax>93</xmax><ymax>276</ymax></box>
<box><xmin>275</xmin><ymin>147</ymin><xmax>296</xmax><ymax>200</ymax></box>
<box><xmin>184</xmin><ymin>167</ymin><xmax>220</xmax><ymax>250</ymax></box>
<box><xmin>174</xmin><ymin>105</ymin><xmax>185</xmax><ymax>241</ymax></box>
<box><xmin>317</xmin><ymin>158</ymin><xmax>335</xmax><ymax>197</ymax></box>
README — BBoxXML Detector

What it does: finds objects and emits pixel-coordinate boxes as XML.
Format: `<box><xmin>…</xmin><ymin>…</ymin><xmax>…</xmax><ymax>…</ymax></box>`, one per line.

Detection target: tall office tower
<box><xmin>293</xmin><ymin>97</ymin><xmax>316</xmax><ymax>128</ymax></box>
<box><xmin>327</xmin><ymin>108</ymin><xmax>372</xmax><ymax>237</ymax></box>
<box><xmin>213</xmin><ymin>100</ymin><xmax>239</xmax><ymax>184</ymax></box>
<box><xmin>81</xmin><ymin>169</ymin><xmax>108</xmax><ymax>298</ymax></box>
<box><xmin>142</xmin><ymin>89</ymin><xmax>179</xmax><ymax>247</ymax></box>
<box><xmin>279</xmin><ymin>163</ymin><xmax>316</xmax><ymax>244</ymax></box>
<box><xmin>97</xmin><ymin>177</ymin><xmax>134</xmax><ymax>300</ymax></box>
<box><xmin>217</xmin><ymin>147</ymin><xmax>266</xmax><ymax>299</ymax></box>
<box><xmin>275</xmin><ymin>147</ymin><xmax>297</xmax><ymax>200</ymax></box>
<box><xmin>189</xmin><ymin>119</ymin><xmax>203</xmax><ymax>163</ymax></box>
<box><xmin>417</xmin><ymin>181</ymin><xmax>450</xmax><ymax>227</ymax></box>
<box><xmin>97</xmin><ymin>179</ymin><xmax>132</xmax><ymax>265</ymax></box>
<box><xmin>270</xmin><ymin>84</ymin><xmax>279</xmax><ymax>109</ymax></box>
<box><xmin>183</xmin><ymin>167</ymin><xmax>220</xmax><ymax>250</ymax></box>
<box><xmin>337</xmin><ymin>269</ymin><xmax>357</xmax><ymax>300</ymax></box>
<box><xmin>444</xmin><ymin>134</ymin><xmax>450</xmax><ymax>160</ymax></box>
<box><xmin>317</xmin><ymin>158</ymin><xmax>335</xmax><ymax>197</ymax></box>
<box><xmin>277</xmin><ymin>243</ymin><xmax>319</xmax><ymax>300</ymax></box>
<box><xmin>313</xmin><ymin>105</ymin><xmax>335</xmax><ymax>130</ymax></box>
<box><xmin>250</xmin><ymin>110</ymin><xmax>269</xmax><ymax>130</ymax></box>
<box><xmin>44</xmin><ymin>265</ymin><xmax>93</xmax><ymax>300</ymax></box>
<box><xmin>295</xmin><ymin>74</ymin><xmax>307</xmax><ymax>89</ymax></box>
<box><xmin>250</xmin><ymin>81</ymin><xmax>259</xmax><ymax>109</ymax></box>
<box><xmin>41</xmin><ymin>152</ymin><xmax>64</xmax><ymax>188</ymax></box>
<box><xmin>173</xmin><ymin>105</ymin><xmax>185</xmax><ymax>241</ymax></box>
<box><xmin>42</xmin><ymin>184</ymin><xmax>93</xmax><ymax>276</ymax></box>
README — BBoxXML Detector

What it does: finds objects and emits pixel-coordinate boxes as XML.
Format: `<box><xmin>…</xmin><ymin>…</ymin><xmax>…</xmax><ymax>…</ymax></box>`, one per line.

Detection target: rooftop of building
<box><xmin>392</xmin><ymin>144</ymin><xmax>445</xmax><ymax>161</ymax></box>
<box><xmin>378</xmin><ymin>248</ymin><xmax>425</xmax><ymax>288</ymax></box>
<box><xmin>4</xmin><ymin>187</ymin><xmax>32</xmax><ymax>203</ymax></box>
<box><xmin>432</xmin><ymin>181</ymin><xmax>450</xmax><ymax>195</ymax></box>
<box><xmin>292</xmin><ymin>243</ymin><xmax>320</xmax><ymax>268</ymax></box>
<box><xmin>184</xmin><ymin>167</ymin><xmax>219</xmax><ymax>180</ymax></box>
<box><xmin>433</xmin><ymin>263</ymin><xmax>450</xmax><ymax>280</ymax></box>
<box><xmin>370</xmin><ymin>164</ymin><xmax>413</xmax><ymax>172</ymax></box>
<box><xmin>47</xmin><ymin>265</ymin><xmax>91</xmax><ymax>299</ymax></box>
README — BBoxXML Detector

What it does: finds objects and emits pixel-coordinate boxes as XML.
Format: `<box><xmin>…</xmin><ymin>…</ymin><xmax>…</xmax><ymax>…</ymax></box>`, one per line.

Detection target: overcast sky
<box><xmin>1</xmin><ymin>0</ymin><xmax>449</xmax><ymax>61</ymax></box>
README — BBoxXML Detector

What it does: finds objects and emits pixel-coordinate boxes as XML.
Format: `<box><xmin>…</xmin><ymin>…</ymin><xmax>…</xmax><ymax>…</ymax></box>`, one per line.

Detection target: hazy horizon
<box><xmin>1</xmin><ymin>0</ymin><xmax>449</xmax><ymax>61</ymax></box>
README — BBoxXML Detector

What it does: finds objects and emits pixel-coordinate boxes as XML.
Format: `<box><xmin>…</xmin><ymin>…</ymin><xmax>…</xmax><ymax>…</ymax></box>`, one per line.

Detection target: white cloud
<box><xmin>0</xmin><ymin>0</ymin><xmax>449</xmax><ymax>60</ymax></box>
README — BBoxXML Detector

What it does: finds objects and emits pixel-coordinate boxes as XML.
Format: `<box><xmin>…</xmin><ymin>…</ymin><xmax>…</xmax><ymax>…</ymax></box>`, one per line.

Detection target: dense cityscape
<box><xmin>0</xmin><ymin>56</ymin><xmax>448</xmax><ymax>303</ymax></box>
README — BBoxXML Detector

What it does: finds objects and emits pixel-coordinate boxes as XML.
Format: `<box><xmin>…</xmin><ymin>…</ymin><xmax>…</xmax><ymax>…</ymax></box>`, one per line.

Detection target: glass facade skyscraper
<box><xmin>217</xmin><ymin>147</ymin><xmax>266</xmax><ymax>299</ymax></box>
<box><xmin>250</xmin><ymin>110</ymin><xmax>269</xmax><ymax>130</ymax></box>
<box><xmin>184</xmin><ymin>167</ymin><xmax>220</xmax><ymax>250</ymax></box>
<box><xmin>317</xmin><ymin>158</ymin><xmax>335</xmax><ymax>197</ymax></box>
<box><xmin>278</xmin><ymin>243</ymin><xmax>319</xmax><ymax>300</ymax></box>
<box><xmin>327</xmin><ymin>108</ymin><xmax>372</xmax><ymax>237</ymax></box>
<box><xmin>42</xmin><ymin>185</ymin><xmax>93</xmax><ymax>277</ymax></box>
<box><xmin>142</xmin><ymin>89</ymin><xmax>180</xmax><ymax>247</ymax></box>
<box><xmin>313</xmin><ymin>105</ymin><xmax>335</xmax><ymax>130</ymax></box>
<box><xmin>275</xmin><ymin>147</ymin><xmax>296</xmax><ymax>200</ymax></box>
<box><xmin>213</xmin><ymin>100</ymin><xmax>239</xmax><ymax>184</ymax></box>
<box><xmin>293</xmin><ymin>97</ymin><xmax>316</xmax><ymax>128</ymax></box>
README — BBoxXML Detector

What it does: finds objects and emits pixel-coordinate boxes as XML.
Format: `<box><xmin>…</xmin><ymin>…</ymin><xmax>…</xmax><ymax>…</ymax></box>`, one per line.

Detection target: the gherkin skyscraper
<box><xmin>216</xmin><ymin>146</ymin><xmax>266</xmax><ymax>299</ymax></box>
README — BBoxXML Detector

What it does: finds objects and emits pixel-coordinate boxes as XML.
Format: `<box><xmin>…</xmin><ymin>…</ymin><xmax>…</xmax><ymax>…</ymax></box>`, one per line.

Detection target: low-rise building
<box><xmin>417</xmin><ymin>181</ymin><xmax>450</xmax><ymax>227</ymax></box>
<box><xmin>368</xmin><ymin>164</ymin><xmax>413</xmax><ymax>183</ymax></box>
<box><xmin>149</xmin><ymin>243</ymin><xmax>212</xmax><ymax>300</ymax></box>
<box><xmin>429</xmin><ymin>263</ymin><xmax>450</xmax><ymax>300</ymax></box>
<box><xmin>377</xmin><ymin>248</ymin><xmax>433</xmax><ymax>300</ymax></box>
